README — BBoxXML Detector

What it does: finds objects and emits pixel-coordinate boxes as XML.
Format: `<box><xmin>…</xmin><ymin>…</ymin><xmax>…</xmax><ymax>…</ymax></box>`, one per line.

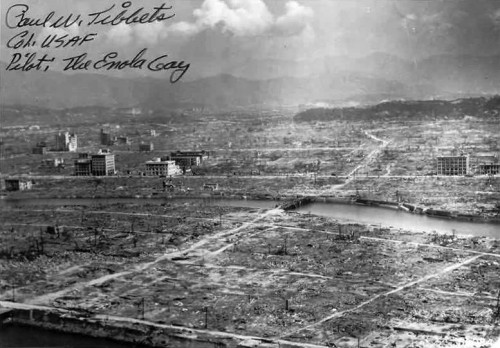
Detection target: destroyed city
<box><xmin>1</xmin><ymin>1</ymin><xmax>500</xmax><ymax>348</ymax></box>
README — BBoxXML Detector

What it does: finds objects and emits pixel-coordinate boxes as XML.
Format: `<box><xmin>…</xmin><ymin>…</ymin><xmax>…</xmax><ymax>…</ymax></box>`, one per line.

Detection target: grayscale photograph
<box><xmin>0</xmin><ymin>0</ymin><xmax>499</xmax><ymax>347</ymax></box>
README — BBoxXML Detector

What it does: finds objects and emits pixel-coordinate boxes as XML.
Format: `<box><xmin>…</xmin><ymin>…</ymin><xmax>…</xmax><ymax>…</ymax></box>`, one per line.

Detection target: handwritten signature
<box><xmin>4</xmin><ymin>2</ymin><xmax>189</xmax><ymax>82</ymax></box>
<box><xmin>5</xmin><ymin>1</ymin><xmax>175</xmax><ymax>29</ymax></box>
<box><xmin>7</xmin><ymin>48</ymin><xmax>190</xmax><ymax>83</ymax></box>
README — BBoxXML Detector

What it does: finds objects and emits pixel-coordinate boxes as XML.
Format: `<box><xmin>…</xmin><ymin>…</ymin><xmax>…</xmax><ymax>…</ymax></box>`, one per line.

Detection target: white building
<box><xmin>145</xmin><ymin>158</ymin><xmax>181</xmax><ymax>176</ymax></box>
<box><xmin>91</xmin><ymin>149</ymin><xmax>115</xmax><ymax>176</ymax></box>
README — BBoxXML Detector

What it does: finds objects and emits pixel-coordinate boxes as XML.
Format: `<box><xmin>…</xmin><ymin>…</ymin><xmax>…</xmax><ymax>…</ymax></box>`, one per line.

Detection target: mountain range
<box><xmin>2</xmin><ymin>53</ymin><xmax>500</xmax><ymax>109</ymax></box>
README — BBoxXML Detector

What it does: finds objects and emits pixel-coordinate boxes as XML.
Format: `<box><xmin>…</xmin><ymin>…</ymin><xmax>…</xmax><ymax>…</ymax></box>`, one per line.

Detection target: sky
<box><xmin>2</xmin><ymin>0</ymin><xmax>500</xmax><ymax>79</ymax></box>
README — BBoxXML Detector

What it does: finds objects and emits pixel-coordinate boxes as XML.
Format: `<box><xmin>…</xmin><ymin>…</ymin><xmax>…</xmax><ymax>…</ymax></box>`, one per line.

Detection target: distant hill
<box><xmin>0</xmin><ymin>63</ymin><xmax>424</xmax><ymax>109</ymax></box>
<box><xmin>294</xmin><ymin>97</ymin><xmax>500</xmax><ymax>123</ymax></box>
<box><xmin>3</xmin><ymin>53</ymin><xmax>500</xmax><ymax>109</ymax></box>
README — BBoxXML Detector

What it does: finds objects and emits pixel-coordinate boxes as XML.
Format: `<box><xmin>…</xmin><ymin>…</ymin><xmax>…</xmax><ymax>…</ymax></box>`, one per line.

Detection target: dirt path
<box><xmin>326</xmin><ymin>130</ymin><xmax>390</xmax><ymax>192</ymax></box>
<box><xmin>282</xmin><ymin>254</ymin><xmax>482</xmax><ymax>338</ymax></box>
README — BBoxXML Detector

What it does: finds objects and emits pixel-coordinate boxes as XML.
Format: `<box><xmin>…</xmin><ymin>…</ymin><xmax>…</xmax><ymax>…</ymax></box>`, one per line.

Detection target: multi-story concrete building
<box><xmin>32</xmin><ymin>142</ymin><xmax>48</xmax><ymax>155</ymax></box>
<box><xmin>478</xmin><ymin>164</ymin><xmax>500</xmax><ymax>175</ymax></box>
<box><xmin>73</xmin><ymin>151</ymin><xmax>115</xmax><ymax>176</ymax></box>
<box><xmin>116</xmin><ymin>136</ymin><xmax>130</xmax><ymax>145</ymax></box>
<box><xmin>100</xmin><ymin>129</ymin><xmax>114</xmax><ymax>146</ymax></box>
<box><xmin>145</xmin><ymin>158</ymin><xmax>181</xmax><ymax>177</ymax></box>
<box><xmin>168</xmin><ymin>150</ymin><xmax>209</xmax><ymax>168</ymax></box>
<box><xmin>436</xmin><ymin>156</ymin><xmax>469</xmax><ymax>176</ymax></box>
<box><xmin>55</xmin><ymin>132</ymin><xmax>77</xmax><ymax>152</ymax></box>
<box><xmin>91</xmin><ymin>150</ymin><xmax>115</xmax><ymax>176</ymax></box>
<box><xmin>74</xmin><ymin>153</ymin><xmax>92</xmax><ymax>176</ymax></box>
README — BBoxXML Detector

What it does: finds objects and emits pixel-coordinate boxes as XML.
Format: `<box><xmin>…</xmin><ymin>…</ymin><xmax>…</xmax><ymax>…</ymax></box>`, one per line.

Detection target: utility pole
<box><xmin>496</xmin><ymin>290</ymin><xmax>500</xmax><ymax>320</ymax></box>
<box><xmin>138</xmin><ymin>297</ymin><xmax>145</xmax><ymax>320</ymax></box>
<box><xmin>204</xmin><ymin>306</ymin><xmax>209</xmax><ymax>329</ymax></box>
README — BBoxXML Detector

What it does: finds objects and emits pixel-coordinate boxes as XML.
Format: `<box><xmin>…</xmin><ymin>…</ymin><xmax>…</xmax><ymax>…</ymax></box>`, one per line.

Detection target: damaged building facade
<box><xmin>55</xmin><ymin>132</ymin><xmax>77</xmax><ymax>152</ymax></box>
<box><xmin>168</xmin><ymin>151</ymin><xmax>209</xmax><ymax>168</ymax></box>
<box><xmin>74</xmin><ymin>150</ymin><xmax>115</xmax><ymax>176</ymax></box>
<box><xmin>145</xmin><ymin>158</ymin><xmax>182</xmax><ymax>176</ymax></box>
<box><xmin>436</xmin><ymin>155</ymin><xmax>469</xmax><ymax>176</ymax></box>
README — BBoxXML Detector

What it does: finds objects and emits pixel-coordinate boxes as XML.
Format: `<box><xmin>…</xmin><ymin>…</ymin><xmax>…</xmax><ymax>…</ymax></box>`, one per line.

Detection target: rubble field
<box><xmin>1</xmin><ymin>201</ymin><xmax>499</xmax><ymax>347</ymax></box>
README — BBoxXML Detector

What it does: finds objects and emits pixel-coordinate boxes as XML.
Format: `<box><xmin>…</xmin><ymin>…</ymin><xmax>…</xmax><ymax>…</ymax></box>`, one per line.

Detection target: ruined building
<box><xmin>436</xmin><ymin>156</ymin><xmax>469</xmax><ymax>176</ymax></box>
<box><xmin>145</xmin><ymin>158</ymin><xmax>181</xmax><ymax>176</ymax></box>
<box><xmin>4</xmin><ymin>179</ymin><xmax>33</xmax><ymax>191</ymax></box>
<box><xmin>74</xmin><ymin>150</ymin><xmax>115</xmax><ymax>176</ymax></box>
<box><xmin>55</xmin><ymin>132</ymin><xmax>77</xmax><ymax>152</ymax></box>
<box><xmin>139</xmin><ymin>142</ymin><xmax>154</xmax><ymax>152</ymax></box>
<box><xmin>168</xmin><ymin>150</ymin><xmax>209</xmax><ymax>168</ymax></box>
<box><xmin>100</xmin><ymin>129</ymin><xmax>114</xmax><ymax>146</ymax></box>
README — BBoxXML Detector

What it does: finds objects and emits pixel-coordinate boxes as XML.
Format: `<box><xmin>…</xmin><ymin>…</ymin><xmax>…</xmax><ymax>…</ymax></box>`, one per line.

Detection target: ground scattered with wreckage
<box><xmin>0</xmin><ymin>200</ymin><xmax>499</xmax><ymax>348</ymax></box>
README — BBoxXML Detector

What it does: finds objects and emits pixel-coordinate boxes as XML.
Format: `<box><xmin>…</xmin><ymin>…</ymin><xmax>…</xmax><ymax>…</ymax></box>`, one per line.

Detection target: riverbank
<box><xmin>2</xmin><ymin>174</ymin><xmax>498</xmax><ymax>219</ymax></box>
<box><xmin>3</xmin><ymin>192</ymin><xmax>499</xmax><ymax>231</ymax></box>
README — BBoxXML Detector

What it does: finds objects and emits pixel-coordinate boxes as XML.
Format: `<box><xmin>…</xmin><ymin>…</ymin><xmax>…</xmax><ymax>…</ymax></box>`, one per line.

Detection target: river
<box><xmin>296</xmin><ymin>202</ymin><xmax>499</xmax><ymax>238</ymax></box>
<box><xmin>0</xmin><ymin>197</ymin><xmax>498</xmax><ymax>238</ymax></box>
<box><xmin>0</xmin><ymin>324</ymin><xmax>148</xmax><ymax>348</ymax></box>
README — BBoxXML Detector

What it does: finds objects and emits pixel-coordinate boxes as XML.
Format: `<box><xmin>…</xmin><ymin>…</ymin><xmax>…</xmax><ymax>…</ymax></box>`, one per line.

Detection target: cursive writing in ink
<box><xmin>6</xmin><ymin>52</ymin><xmax>55</xmax><ymax>72</ymax></box>
<box><xmin>87</xmin><ymin>1</ymin><xmax>175</xmax><ymax>26</ymax></box>
<box><xmin>5</xmin><ymin>4</ymin><xmax>82</xmax><ymax>29</ymax></box>
<box><xmin>62</xmin><ymin>48</ymin><xmax>190</xmax><ymax>83</ymax></box>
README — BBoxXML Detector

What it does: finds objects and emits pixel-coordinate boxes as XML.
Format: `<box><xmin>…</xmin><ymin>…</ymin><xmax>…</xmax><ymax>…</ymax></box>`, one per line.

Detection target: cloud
<box><xmin>169</xmin><ymin>0</ymin><xmax>313</xmax><ymax>38</ymax></box>
<box><xmin>106</xmin><ymin>21</ymin><xmax>170</xmax><ymax>46</ymax></box>
<box><xmin>491</xmin><ymin>8</ymin><xmax>500</xmax><ymax>27</ymax></box>
<box><xmin>168</xmin><ymin>21</ymin><xmax>200</xmax><ymax>36</ymax></box>
<box><xmin>275</xmin><ymin>1</ymin><xmax>314</xmax><ymax>36</ymax></box>
<box><xmin>134</xmin><ymin>22</ymin><xmax>168</xmax><ymax>45</ymax></box>
<box><xmin>103</xmin><ymin>0</ymin><xmax>314</xmax><ymax>46</ymax></box>
<box><xmin>106</xmin><ymin>23</ymin><xmax>133</xmax><ymax>45</ymax></box>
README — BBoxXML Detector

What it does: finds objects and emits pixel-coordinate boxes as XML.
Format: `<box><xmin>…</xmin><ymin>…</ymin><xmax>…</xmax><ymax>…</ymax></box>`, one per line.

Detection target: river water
<box><xmin>0</xmin><ymin>324</ymin><xmax>148</xmax><ymax>348</ymax></box>
<box><xmin>0</xmin><ymin>197</ymin><xmax>498</xmax><ymax>238</ymax></box>
<box><xmin>296</xmin><ymin>202</ymin><xmax>499</xmax><ymax>238</ymax></box>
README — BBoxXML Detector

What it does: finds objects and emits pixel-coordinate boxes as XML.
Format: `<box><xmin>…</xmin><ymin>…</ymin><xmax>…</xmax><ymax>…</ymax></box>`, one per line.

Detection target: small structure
<box><xmin>139</xmin><ymin>142</ymin><xmax>154</xmax><ymax>152</ymax></box>
<box><xmin>145</xmin><ymin>158</ymin><xmax>181</xmax><ymax>176</ymax></box>
<box><xmin>5</xmin><ymin>179</ymin><xmax>33</xmax><ymax>191</ymax></box>
<box><xmin>203</xmin><ymin>183</ymin><xmax>219</xmax><ymax>191</ymax></box>
<box><xmin>116</xmin><ymin>136</ymin><xmax>130</xmax><ymax>145</ymax></box>
<box><xmin>32</xmin><ymin>141</ymin><xmax>48</xmax><ymax>155</ymax></box>
<box><xmin>436</xmin><ymin>155</ymin><xmax>469</xmax><ymax>176</ymax></box>
<box><xmin>54</xmin><ymin>132</ymin><xmax>77</xmax><ymax>152</ymax></box>
<box><xmin>41</xmin><ymin>158</ymin><xmax>64</xmax><ymax>168</ymax></box>
<box><xmin>163</xmin><ymin>181</ymin><xmax>175</xmax><ymax>192</ymax></box>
